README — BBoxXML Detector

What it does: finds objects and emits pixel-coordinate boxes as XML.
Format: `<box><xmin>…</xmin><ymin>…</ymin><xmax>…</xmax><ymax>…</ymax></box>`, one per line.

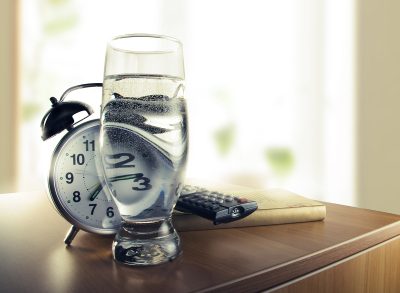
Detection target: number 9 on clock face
<box><xmin>48</xmin><ymin>120</ymin><xmax>121</xmax><ymax>234</ymax></box>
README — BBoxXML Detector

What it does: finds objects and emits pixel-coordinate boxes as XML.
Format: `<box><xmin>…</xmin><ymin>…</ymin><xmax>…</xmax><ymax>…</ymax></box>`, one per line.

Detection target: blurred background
<box><xmin>1</xmin><ymin>0</ymin><xmax>399</xmax><ymax>214</ymax></box>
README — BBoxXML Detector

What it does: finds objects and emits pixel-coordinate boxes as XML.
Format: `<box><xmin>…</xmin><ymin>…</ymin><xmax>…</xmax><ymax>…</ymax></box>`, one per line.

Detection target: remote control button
<box><xmin>231</xmin><ymin>207</ymin><xmax>242</xmax><ymax>218</ymax></box>
<box><xmin>182</xmin><ymin>185</ymin><xmax>208</xmax><ymax>195</ymax></box>
<box><xmin>238</xmin><ymin>198</ymin><xmax>249</xmax><ymax>203</ymax></box>
<box><xmin>224</xmin><ymin>196</ymin><xmax>234</xmax><ymax>202</ymax></box>
<box><xmin>208</xmin><ymin>196</ymin><xmax>216</xmax><ymax>202</ymax></box>
<box><xmin>217</xmin><ymin>199</ymin><xmax>224</xmax><ymax>204</ymax></box>
<box><xmin>181</xmin><ymin>186</ymin><xmax>197</xmax><ymax>194</ymax></box>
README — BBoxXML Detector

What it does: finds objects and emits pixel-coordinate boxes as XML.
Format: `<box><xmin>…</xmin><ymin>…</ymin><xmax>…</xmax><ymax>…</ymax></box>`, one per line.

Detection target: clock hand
<box><xmin>109</xmin><ymin>173</ymin><xmax>142</xmax><ymax>182</ymax></box>
<box><xmin>89</xmin><ymin>182</ymin><xmax>104</xmax><ymax>201</ymax></box>
<box><xmin>88</xmin><ymin>173</ymin><xmax>145</xmax><ymax>201</ymax></box>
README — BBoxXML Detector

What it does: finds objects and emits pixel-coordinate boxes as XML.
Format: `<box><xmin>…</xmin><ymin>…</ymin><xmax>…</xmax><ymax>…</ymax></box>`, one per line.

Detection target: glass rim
<box><xmin>108</xmin><ymin>33</ymin><xmax>182</xmax><ymax>54</ymax></box>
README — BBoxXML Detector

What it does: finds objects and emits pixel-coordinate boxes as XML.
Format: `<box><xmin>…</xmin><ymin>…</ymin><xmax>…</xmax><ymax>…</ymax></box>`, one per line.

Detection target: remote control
<box><xmin>175</xmin><ymin>185</ymin><xmax>258</xmax><ymax>225</ymax></box>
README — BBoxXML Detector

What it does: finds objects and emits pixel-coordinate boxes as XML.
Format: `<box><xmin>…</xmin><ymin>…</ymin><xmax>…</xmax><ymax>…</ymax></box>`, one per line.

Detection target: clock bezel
<box><xmin>47</xmin><ymin>119</ymin><xmax>120</xmax><ymax>235</ymax></box>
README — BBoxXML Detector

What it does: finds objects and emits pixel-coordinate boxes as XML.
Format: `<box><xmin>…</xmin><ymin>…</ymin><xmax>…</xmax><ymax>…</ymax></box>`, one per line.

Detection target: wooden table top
<box><xmin>1</xmin><ymin>192</ymin><xmax>400</xmax><ymax>293</ymax></box>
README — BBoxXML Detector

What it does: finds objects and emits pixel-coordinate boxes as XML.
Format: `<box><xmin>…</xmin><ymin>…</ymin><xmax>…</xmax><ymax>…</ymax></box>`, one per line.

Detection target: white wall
<box><xmin>356</xmin><ymin>0</ymin><xmax>400</xmax><ymax>214</ymax></box>
<box><xmin>0</xmin><ymin>0</ymin><xmax>19</xmax><ymax>193</ymax></box>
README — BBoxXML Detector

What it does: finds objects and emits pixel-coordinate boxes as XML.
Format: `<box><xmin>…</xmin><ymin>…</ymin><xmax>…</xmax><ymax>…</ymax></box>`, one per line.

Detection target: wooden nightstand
<box><xmin>1</xmin><ymin>192</ymin><xmax>400</xmax><ymax>292</ymax></box>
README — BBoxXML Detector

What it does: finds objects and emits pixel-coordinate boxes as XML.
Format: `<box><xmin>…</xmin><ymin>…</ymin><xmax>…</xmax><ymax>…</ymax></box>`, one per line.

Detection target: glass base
<box><xmin>112</xmin><ymin>218</ymin><xmax>181</xmax><ymax>266</ymax></box>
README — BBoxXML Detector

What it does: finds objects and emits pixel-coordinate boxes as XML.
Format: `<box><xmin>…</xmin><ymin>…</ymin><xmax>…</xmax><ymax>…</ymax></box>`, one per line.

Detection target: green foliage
<box><xmin>265</xmin><ymin>147</ymin><xmax>295</xmax><ymax>176</ymax></box>
<box><xmin>41</xmin><ymin>0</ymin><xmax>79</xmax><ymax>36</ymax></box>
<box><xmin>48</xmin><ymin>0</ymin><xmax>69</xmax><ymax>5</ymax></box>
<box><xmin>22</xmin><ymin>102</ymin><xmax>42</xmax><ymax>122</ymax></box>
<box><xmin>43</xmin><ymin>14</ymin><xmax>78</xmax><ymax>35</ymax></box>
<box><xmin>213</xmin><ymin>88</ymin><xmax>231</xmax><ymax>105</ymax></box>
<box><xmin>214</xmin><ymin>124</ymin><xmax>236</xmax><ymax>156</ymax></box>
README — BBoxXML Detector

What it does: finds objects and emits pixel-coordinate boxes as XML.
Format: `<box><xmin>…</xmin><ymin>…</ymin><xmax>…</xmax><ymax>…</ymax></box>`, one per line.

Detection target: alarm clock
<box><xmin>40</xmin><ymin>83</ymin><xmax>120</xmax><ymax>245</ymax></box>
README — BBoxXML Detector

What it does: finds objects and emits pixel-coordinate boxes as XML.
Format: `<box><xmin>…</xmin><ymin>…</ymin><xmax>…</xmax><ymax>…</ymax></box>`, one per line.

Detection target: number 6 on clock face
<box><xmin>48</xmin><ymin>119</ymin><xmax>121</xmax><ymax>234</ymax></box>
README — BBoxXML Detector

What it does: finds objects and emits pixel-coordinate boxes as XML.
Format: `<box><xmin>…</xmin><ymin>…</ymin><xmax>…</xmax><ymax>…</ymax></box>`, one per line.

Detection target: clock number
<box><xmin>73</xmin><ymin>191</ymin><xmax>81</xmax><ymax>202</ymax></box>
<box><xmin>71</xmin><ymin>154</ymin><xmax>85</xmax><ymax>165</ymax></box>
<box><xmin>89</xmin><ymin>203</ymin><xmax>97</xmax><ymax>215</ymax></box>
<box><xmin>106</xmin><ymin>207</ymin><xmax>115</xmax><ymax>218</ymax></box>
<box><xmin>65</xmin><ymin>172</ymin><xmax>74</xmax><ymax>184</ymax></box>
<box><xmin>132</xmin><ymin>174</ymin><xmax>152</xmax><ymax>191</ymax></box>
<box><xmin>105</xmin><ymin>153</ymin><xmax>135</xmax><ymax>168</ymax></box>
<box><xmin>83</xmin><ymin>140</ymin><xmax>95</xmax><ymax>151</ymax></box>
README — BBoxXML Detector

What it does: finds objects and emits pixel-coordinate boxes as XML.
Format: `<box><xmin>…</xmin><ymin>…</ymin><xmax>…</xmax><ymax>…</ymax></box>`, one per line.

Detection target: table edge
<box><xmin>200</xmin><ymin>220</ymin><xmax>400</xmax><ymax>293</ymax></box>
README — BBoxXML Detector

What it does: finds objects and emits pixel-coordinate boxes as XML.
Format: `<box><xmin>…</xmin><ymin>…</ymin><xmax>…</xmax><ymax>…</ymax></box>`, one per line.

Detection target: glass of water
<box><xmin>100</xmin><ymin>34</ymin><xmax>188</xmax><ymax>265</ymax></box>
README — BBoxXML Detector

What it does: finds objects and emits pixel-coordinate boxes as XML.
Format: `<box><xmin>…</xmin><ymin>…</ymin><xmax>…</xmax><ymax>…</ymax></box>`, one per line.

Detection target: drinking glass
<box><xmin>100</xmin><ymin>34</ymin><xmax>188</xmax><ymax>265</ymax></box>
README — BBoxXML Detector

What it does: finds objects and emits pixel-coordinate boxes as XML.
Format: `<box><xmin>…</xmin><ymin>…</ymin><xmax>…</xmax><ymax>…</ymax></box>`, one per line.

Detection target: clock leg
<box><xmin>64</xmin><ymin>225</ymin><xmax>80</xmax><ymax>245</ymax></box>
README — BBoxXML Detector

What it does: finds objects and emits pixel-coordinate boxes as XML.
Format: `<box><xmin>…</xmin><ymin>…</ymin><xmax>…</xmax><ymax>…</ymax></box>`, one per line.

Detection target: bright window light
<box><xmin>20</xmin><ymin>0</ymin><xmax>355</xmax><ymax>205</ymax></box>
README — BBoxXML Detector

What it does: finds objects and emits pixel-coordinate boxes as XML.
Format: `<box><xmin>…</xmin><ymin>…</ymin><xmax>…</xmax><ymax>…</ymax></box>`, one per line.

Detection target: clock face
<box><xmin>48</xmin><ymin>119</ymin><xmax>121</xmax><ymax>234</ymax></box>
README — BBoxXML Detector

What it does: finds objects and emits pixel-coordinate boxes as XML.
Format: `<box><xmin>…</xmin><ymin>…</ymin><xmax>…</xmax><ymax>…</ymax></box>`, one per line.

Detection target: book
<box><xmin>172</xmin><ymin>184</ymin><xmax>326</xmax><ymax>232</ymax></box>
